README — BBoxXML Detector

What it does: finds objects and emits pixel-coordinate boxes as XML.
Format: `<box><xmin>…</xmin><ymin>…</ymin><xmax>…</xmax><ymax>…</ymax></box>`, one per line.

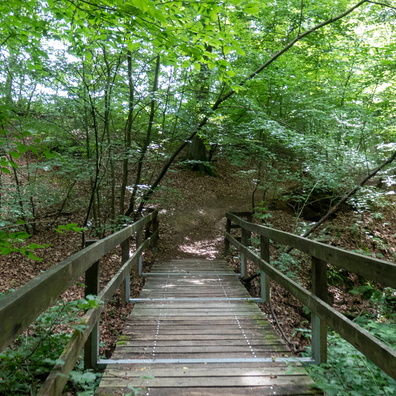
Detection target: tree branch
<box><xmin>367</xmin><ymin>1</ymin><xmax>396</xmax><ymax>11</ymax></box>
<box><xmin>135</xmin><ymin>0</ymin><xmax>370</xmax><ymax>214</ymax></box>
<box><xmin>284</xmin><ymin>150</ymin><xmax>396</xmax><ymax>253</ymax></box>
<box><xmin>211</xmin><ymin>0</ymin><xmax>369</xmax><ymax>109</ymax></box>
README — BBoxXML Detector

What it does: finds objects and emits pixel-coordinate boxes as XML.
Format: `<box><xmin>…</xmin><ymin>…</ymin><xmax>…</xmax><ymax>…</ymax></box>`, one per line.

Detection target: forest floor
<box><xmin>1</xmin><ymin>159</ymin><xmax>396</xmax><ymax>377</ymax></box>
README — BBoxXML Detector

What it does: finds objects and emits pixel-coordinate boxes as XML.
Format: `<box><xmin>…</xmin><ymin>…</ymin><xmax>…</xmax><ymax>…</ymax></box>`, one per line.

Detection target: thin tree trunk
<box><xmin>10</xmin><ymin>162</ymin><xmax>30</xmax><ymax>234</ymax></box>
<box><xmin>119</xmin><ymin>51</ymin><xmax>134</xmax><ymax>214</ymax></box>
<box><xmin>82</xmin><ymin>86</ymin><xmax>101</xmax><ymax>246</ymax></box>
<box><xmin>102</xmin><ymin>47</ymin><xmax>121</xmax><ymax>219</ymax></box>
<box><xmin>125</xmin><ymin>55</ymin><xmax>161</xmax><ymax>217</ymax></box>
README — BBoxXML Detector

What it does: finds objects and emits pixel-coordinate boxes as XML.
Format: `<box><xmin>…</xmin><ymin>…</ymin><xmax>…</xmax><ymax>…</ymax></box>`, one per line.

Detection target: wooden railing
<box><xmin>0</xmin><ymin>210</ymin><xmax>159</xmax><ymax>395</ymax></box>
<box><xmin>225</xmin><ymin>212</ymin><xmax>396</xmax><ymax>380</ymax></box>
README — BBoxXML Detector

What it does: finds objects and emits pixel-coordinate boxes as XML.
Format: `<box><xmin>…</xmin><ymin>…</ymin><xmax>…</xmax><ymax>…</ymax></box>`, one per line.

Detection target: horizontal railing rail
<box><xmin>0</xmin><ymin>209</ymin><xmax>159</xmax><ymax>395</ymax></box>
<box><xmin>225</xmin><ymin>212</ymin><xmax>396</xmax><ymax>381</ymax></box>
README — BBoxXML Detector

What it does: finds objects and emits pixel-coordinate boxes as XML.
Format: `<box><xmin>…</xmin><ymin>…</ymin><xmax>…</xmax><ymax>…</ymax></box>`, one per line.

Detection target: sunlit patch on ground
<box><xmin>178</xmin><ymin>237</ymin><xmax>223</xmax><ymax>259</ymax></box>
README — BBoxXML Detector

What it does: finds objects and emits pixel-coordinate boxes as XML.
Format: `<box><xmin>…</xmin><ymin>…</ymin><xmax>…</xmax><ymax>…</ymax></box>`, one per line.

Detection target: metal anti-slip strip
<box><xmin>98</xmin><ymin>357</ymin><xmax>314</xmax><ymax>365</ymax></box>
<box><xmin>142</xmin><ymin>272</ymin><xmax>240</xmax><ymax>276</ymax></box>
<box><xmin>129</xmin><ymin>297</ymin><xmax>264</xmax><ymax>302</ymax></box>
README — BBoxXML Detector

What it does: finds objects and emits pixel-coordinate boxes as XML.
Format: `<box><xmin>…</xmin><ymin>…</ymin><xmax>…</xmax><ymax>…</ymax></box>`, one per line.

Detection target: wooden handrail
<box><xmin>0</xmin><ymin>210</ymin><xmax>159</xmax><ymax>395</ymax></box>
<box><xmin>225</xmin><ymin>212</ymin><xmax>396</xmax><ymax>380</ymax></box>
<box><xmin>38</xmin><ymin>232</ymin><xmax>158</xmax><ymax>395</ymax></box>
<box><xmin>226</xmin><ymin>212</ymin><xmax>396</xmax><ymax>288</ymax></box>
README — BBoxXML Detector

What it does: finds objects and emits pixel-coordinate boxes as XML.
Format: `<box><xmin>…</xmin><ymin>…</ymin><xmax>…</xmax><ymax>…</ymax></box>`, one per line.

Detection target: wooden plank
<box><xmin>129</xmin><ymin>322</ymin><xmax>273</xmax><ymax>328</ymax></box>
<box><xmin>132</xmin><ymin>305</ymin><xmax>262</xmax><ymax>311</ymax></box>
<box><xmin>144</xmin><ymin>387</ymin><xmax>319</xmax><ymax>396</ymax></box>
<box><xmin>113</xmin><ymin>352</ymin><xmax>291</xmax><ymax>360</ymax></box>
<box><xmin>101</xmin><ymin>365</ymin><xmax>308</xmax><ymax>378</ymax></box>
<box><xmin>100</xmin><ymin>360</ymin><xmax>306</xmax><ymax>372</ymax></box>
<box><xmin>122</xmin><ymin>334</ymin><xmax>279</xmax><ymax>341</ymax></box>
<box><xmin>120</xmin><ymin>329</ymin><xmax>279</xmax><ymax>337</ymax></box>
<box><xmin>117</xmin><ymin>339</ymin><xmax>286</xmax><ymax>346</ymax></box>
<box><xmin>98</xmin><ymin>373</ymin><xmax>316</xmax><ymax>387</ymax></box>
<box><xmin>124</xmin><ymin>317</ymin><xmax>271</xmax><ymax>324</ymax></box>
<box><xmin>116</xmin><ymin>344</ymin><xmax>289</xmax><ymax>352</ymax></box>
<box><xmin>97</xmin><ymin>386</ymin><xmax>319</xmax><ymax>396</ymax></box>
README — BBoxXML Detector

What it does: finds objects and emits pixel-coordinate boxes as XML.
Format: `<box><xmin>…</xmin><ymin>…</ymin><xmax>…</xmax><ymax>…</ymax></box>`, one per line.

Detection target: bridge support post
<box><xmin>151</xmin><ymin>214</ymin><xmax>159</xmax><ymax>255</ymax></box>
<box><xmin>240</xmin><ymin>228</ymin><xmax>249</xmax><ymax>278</ymax></box>
<box><xmin>224</xmin><ymin>218</ymin><xmax>231</xmax><ymax>256</ymax></box>
<box><xmin>121</xmin><ymin>238</ymin><xmax>131</xmax><ymax>304</ymax></box>
<box><xmin>136</xmin><ymin>228</ymin><xmax>144</xmax><ymax>276</ymax></box>
<box><xmin>84</xmin><ymin>240</ymin><xmax>100</xmax><ymax>370</ymax></box>
<box><xmin>311</xmin><ymin>256</ymin><xmax>328</xmax><ymax>365</ymax></box>
<box><xmin>260</xmin><ymin>236</ymin><xmax>270</xmax><ymax>303</ymax></box>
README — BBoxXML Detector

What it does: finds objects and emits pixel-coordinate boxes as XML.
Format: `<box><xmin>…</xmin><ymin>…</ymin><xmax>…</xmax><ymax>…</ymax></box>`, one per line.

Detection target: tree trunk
<box><xmin>119</xmin><ymin>51</ymin><xmax>134</xmax><ymax>215</ymax></box>
<box><xmin>125</xmin><ymin>55</ymin><xmax>161</xmax><ymax>217</ymax></box>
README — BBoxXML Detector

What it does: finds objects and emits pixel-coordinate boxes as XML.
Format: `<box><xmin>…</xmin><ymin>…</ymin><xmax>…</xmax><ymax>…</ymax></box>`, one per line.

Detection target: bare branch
<box><xmin>367</xmin><ymin>1</ymin><xmax>396</xmax><ymax>11</ymax></box>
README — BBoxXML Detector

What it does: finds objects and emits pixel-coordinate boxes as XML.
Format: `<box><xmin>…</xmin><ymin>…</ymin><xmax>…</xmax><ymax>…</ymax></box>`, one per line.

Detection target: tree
<box><xmin>0</xmin><ymin>0</ymin><xmax>395</xmax><ymax>232</ymax></box>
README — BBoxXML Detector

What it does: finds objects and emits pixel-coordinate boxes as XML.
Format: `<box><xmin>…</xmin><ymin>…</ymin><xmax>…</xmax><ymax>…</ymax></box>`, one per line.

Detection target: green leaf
<box><xmin>0</xmin><ymin>167</ymin><xmax>10</xmax><ymax>174</ymax></box>
<box><xmin>127</xmin><ymin>42</ymin><xmax>140</xmax><ymax>51</ymax></box>
<box><xmin>9</xmin><ymin>151</ymin><xmax>22</xmax><ymax>160</ymax></box>
<box><xmin>244</xmin><ymin>3</ymin><xmax>260</xmax><ymax>14</ymax></box>
<box><xmin>231</xmin><ymin>85</ymin><xmax>247</xmax><ymax>93</ymax></box>
<box><xmin>55</xmin><ymin>224</ymin><xmax>86</xmax><ymax>233</ymax></box>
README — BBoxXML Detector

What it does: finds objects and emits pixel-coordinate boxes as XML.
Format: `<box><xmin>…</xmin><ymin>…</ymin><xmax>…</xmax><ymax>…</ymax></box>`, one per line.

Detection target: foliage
<box><xmin>271</xmin><ymin>252</ymin><xmax>299</xmax><ymax>281</ymax></box>
<box><xmin>302</xmin><ymin>279</ymin><xmax>396</xmax><ymax>396</ymax></box>
<box><xmin>0</xmin><ymin>295</ymin><xmax>102</xmax><ymax>395</ymax></box>
<box><xmin>69</xmin><ymin>367</ymin><xmax>102</xmax><ymax>396</ymax></box>
<box><xmin>0</xmin><ymin>0</ymin><xmax>395</xmax><ymax>224</ymax></box>
<box><xmin>0</xmin><ymin>230</ymin><xmax>49</xmax><ymax>260</ymax></box>
<box><xmin>55</xmin><ymin>223</ymin><xmax>86</xmax><ymax>234</ymax></box>
<box><xmin>253</xmin><ymin>201</ymin><xmax>273</xmax><ymax>224</ymax></box>
<box><xmin>306</xmin><ymin>317</ymin><xmax>396</xmax><ymax>396</ymax></box>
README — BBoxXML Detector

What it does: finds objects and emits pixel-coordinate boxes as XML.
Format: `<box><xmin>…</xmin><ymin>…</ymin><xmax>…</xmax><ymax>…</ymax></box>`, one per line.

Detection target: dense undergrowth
<box><xmin>0</xmin><ymin>295</ymin><xmax>103</xmax><ymax>395</ymax></box>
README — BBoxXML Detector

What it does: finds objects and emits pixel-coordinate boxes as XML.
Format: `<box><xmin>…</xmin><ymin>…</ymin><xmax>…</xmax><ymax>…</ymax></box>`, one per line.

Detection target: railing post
<box><xmin>151</xmin><ymin>213</ymin><xmax>159</xmax><ymax>254</ymax></box>
<box><xmin>136</xmin><ymin>227</ymin><xmax>144</xmax><ymax>276</ymax></box>
<box><xmin>224</xmin><ymin>217</ymin><xmax>231</xmax><ymax>256</ymax></box>
<box><xmin>311</xmin><ymin>256</ymin><xmax>328</xmax><ymax>365</ymax></box>
<box><xmin>121</xmin><ymin>238</ymin><xmax>131</xmax><ymax>304</ymax></box>
<box><xmin>260</xmin><ymin>236</ymin><xmax>270</xmax><ymax>303</ymax></box>
<box><xmin>84</xmin><ymin>240</ymin><xmax>99</xmax><ymax>370</ymax></box>
<box><xmin>240</xmin><ymin>228</ymin><xmax>249</xmax><ymax>278</ymax></box>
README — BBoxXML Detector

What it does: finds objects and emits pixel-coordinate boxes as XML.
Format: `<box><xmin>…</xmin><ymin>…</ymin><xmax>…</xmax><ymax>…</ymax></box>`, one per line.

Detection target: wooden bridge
<box><xmin>1</xmin><ymin>210</ymin><xmax>395</xmax><ymax>395</ymax></box>
<box><xmin>96</xmin><ymin>258</ymin><xmax>318</xmax><ymax>395</ymax></box>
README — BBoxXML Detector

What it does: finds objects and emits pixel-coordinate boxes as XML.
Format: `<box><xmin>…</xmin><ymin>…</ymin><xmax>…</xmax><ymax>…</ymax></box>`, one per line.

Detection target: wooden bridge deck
<box><xmin>96</xmin><ymin>259</ymin><xmax>321</xmax><ymax>395</ymax></box>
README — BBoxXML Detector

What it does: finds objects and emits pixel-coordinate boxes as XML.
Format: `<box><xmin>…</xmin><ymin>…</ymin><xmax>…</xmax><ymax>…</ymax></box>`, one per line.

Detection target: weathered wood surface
<box><xmin>226</xmin><ymin>212</ymin><xmax>396</xmax><ymax>288</ymax></box>
<box><xmin>0</xmin><ymin>210</ymin><xmax>158</xmax><ymax>352</ymax></box>
<box><xmin>96</xmin><ymin>259</ymin><xmax>321</xmax><ymax>395</ymax></box>
<box><xmin>226</xmin><ymin>233</ymin><xmax>396</xmax><ymax>380</ymax></box>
